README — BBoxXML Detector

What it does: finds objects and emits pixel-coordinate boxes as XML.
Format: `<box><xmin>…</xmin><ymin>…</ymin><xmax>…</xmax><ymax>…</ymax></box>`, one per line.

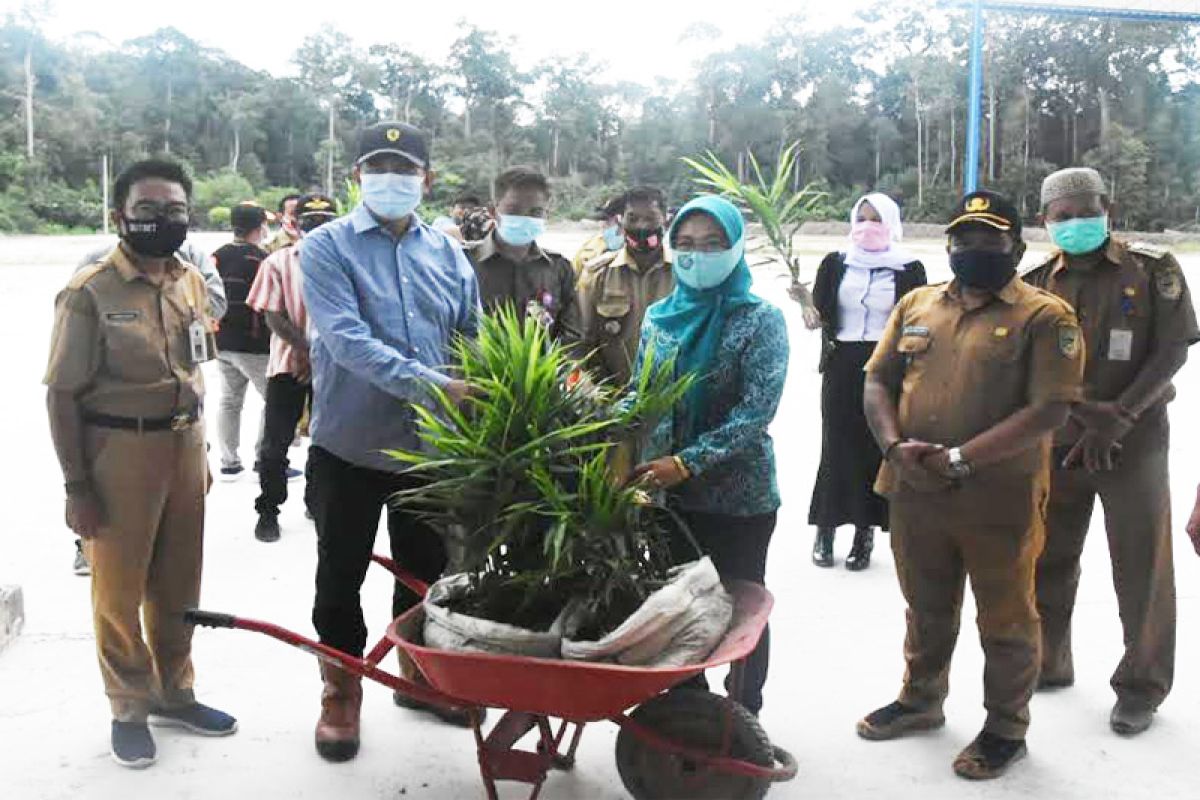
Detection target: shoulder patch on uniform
<box><xmin>1128</xmin><ymin>241</ymin><xmax>1169</xmax><ymax>260</ymax></box>
<box><xmin>66</xmin><ymin>260</ymin><xmax>113</xmax><ymax>290</ymax></box>
<box><xmin>1057</xmin><ymin>323</ymin><xmax>1082</xmax><ymax>359</ymax></box>
<box><xmin>584</xmin><ymin>250</ymin><xmax>619</xmax><ymax>273</ymax></box>
<box><xmin>1154</xmin><ymin>261</ymin><xmax>1184</xmax><ymax>301</ymax></box>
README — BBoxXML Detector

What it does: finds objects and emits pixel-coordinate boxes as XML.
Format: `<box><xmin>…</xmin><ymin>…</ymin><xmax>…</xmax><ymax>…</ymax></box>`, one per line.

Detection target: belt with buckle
<box><xmin>83</xmin><ymin>410</ymin><xmax>199</xmax><ymax>432</ymax></box>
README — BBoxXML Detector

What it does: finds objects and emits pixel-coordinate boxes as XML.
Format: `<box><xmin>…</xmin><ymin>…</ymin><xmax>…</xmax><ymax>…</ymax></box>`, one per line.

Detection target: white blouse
<box><xmin>836</xmin><ymin>266</ymin><xmax>897</xmax><ymax>342</ymax></box>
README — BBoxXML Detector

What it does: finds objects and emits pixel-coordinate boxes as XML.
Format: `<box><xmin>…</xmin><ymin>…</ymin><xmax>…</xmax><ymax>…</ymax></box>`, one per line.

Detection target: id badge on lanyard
<box><xmin>184</xmin><ymin>283</ymin><xmax>215</xmax><ymax>364</ymax></box>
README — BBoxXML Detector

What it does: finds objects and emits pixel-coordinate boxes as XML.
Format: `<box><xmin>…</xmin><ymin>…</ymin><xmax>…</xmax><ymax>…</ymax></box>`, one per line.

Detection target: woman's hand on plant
<box><xmin>630</xmin><ymin>457</ymin><xmax>689</xmax><ymax>491</ymax></box>
<box><xmin>787</xmin><ymin>282</ymin><xmax>821</xmax><ymax>330</ymax></box>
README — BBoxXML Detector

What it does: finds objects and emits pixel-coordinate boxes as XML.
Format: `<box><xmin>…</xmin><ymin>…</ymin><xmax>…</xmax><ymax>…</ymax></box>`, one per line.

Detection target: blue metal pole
<box><xmin>964</xmin><ymin>0</ymin><xmax>985</xmax><ymax>192</ymax></box>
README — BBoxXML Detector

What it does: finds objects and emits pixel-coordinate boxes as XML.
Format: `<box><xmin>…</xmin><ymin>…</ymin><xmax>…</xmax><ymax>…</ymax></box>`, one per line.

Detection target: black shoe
<box><xmin>110</xmin><ymin>721</ymin><xmax>156</xmax><ymax>769</ymax></box>
<box><xmin>148</xmin><ymin>702</ymin><xmax>238</xmax><ymax>736</ymax></box>
<box><xmin>219</xmin><ymin>465</ymin><xmax>244</xmax><ymax>482</ymax></box>
<box><xmin>856</xmin><ymin>701</ymin><xmax>945</xmax><ymax>741</ymax></box>
<box><xmin>953</xmin><ymin>731</ymin><xmax>1027</xmax><ymax>780</ymax></box>
<box><xmin>255</xmin><ymin>513</ymin><xmax>281</xmax><ymax>543</ymax></box>
<box><xmin>846</xmin><ymin>527</ymin><xmax>875</xmax><ymax>571</ymax></box>
<box><xmin>812</xmin><ymin>527</ymin><xmax>835</xmax><ymax>568</ymax></box>
<box><xmin>1110</xmin><ymin>698</ymin><xmax>1156</xmax><ymax>736</ymax></box>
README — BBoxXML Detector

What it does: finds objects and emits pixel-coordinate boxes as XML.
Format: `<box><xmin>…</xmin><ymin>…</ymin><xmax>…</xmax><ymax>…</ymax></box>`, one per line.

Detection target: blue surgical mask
<box><xmin>673</xmin><ymin>240</ymin><xmax>745</xmax><ymax>290</ymax></box>
<box><xmin>360</xmin><ymin>173</ymin><xmax>423</xmax><ymax>221</ymax></box>
<box><xmin>602</xmin><ymin>224</ymin><xmax>624</xmax><ymax>251</ymax></box>
<box><xmin>1047</xmin><ymin>214</ymin><xmax>1109</xmax><ymax>256</ymax></box>
<box><xmin>498</xmin><ymin>214</ymin><xmax>546</xmax><ymax>246</ymax></box>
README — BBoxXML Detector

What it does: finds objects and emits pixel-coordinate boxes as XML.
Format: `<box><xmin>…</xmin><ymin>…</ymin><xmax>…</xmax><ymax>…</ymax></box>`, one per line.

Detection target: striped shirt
<box><xmin>247</xmin><ymin>242</ymin><xmax>308</xmax><ymax>378</ymax></box>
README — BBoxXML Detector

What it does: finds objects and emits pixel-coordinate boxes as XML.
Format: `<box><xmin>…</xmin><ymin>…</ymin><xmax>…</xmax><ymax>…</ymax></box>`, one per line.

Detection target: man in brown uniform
<box><xmin>577</xmin><ymin>186</ymin><xmax>674</xmax><ymax>385</ymax></box>
<box><xmin>466</xmin><ymin>165</ymin><xmax>581</xmax><ymax>343</ymax></box>
<box><xmin>1025</xmin><ymin>167</ymin><xmax>1199</xmax><ymax>735</ymax></box>
<box><xmin>44</xmin><ymin>159</ymin><xmax>236</xmax><ymax>769</ymax></box>
<box><xmin>858</xmin><ymin>191</ymin><xmax>1084</xmax><ymax>780</ymax></box>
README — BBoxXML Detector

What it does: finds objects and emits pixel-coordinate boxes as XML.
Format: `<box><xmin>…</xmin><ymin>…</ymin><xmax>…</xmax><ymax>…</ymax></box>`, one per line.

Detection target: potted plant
<box><xmin>386</xmin><ymin>307</ymin><xmax>710</xmax><ymax>654</ymax></box>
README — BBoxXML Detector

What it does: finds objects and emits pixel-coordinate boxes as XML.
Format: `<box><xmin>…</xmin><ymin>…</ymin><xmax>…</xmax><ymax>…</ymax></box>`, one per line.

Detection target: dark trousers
<box><xmin>671</xmin><ymin>508</ymin><xmax>776</xmax><ymax>715</ymax></box>
<box><xmin>308</xmin><ymin>446</ymin><xmax>447</xmax><ymax>657</ymax></box>
<box><xmin>1037</xmin><ymin>408</ymin><xmax>1175</xmax><ymax>708</ymax></box>
<box><xmin>255</xmin><ymin>374</ymin><xmax>313</xmax><ymax>517</ymax></box>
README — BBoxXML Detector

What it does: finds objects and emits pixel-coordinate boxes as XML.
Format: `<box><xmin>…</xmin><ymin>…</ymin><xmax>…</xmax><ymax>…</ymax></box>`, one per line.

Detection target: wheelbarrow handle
<box><xmin>184</xmin><ymin>609</ymin><xmax>238</xmax><ymax>629</ymax></box>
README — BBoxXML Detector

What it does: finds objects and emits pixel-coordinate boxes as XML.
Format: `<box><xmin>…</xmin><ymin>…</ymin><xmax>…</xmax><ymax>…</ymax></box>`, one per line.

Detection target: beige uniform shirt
<box><xmin>577</xmin><ymin>246</ymin><xmax>674</xmax><ymax>385</ymax></box>
<box><xmin>866</xmin><ymin>277</ymin><xmax>1085</xmax><ymax>498</ymax></box>
<box><xmin>44</xmin><ymin>247</ymin><xmax>211</xmax><ymax>418</ymax></box>
<box><xmin>1023</xmin><ymin>238</ymin><xmax>1200</xmax><ymax>444</ymax></box>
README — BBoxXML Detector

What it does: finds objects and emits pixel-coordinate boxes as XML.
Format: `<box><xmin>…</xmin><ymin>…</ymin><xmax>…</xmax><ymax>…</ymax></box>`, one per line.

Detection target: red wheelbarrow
<box><xmin>186</xmin><ymin>554</ymin><xmax>797</xmax><ymax>799</ymax></box>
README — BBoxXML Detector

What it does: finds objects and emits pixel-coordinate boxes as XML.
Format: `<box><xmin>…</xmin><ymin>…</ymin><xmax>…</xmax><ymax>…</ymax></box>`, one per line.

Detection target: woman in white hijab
<box><xmin>808</xmin><ymin>193</ymin><xmax>927</xmax><ymax>570</ymax></box>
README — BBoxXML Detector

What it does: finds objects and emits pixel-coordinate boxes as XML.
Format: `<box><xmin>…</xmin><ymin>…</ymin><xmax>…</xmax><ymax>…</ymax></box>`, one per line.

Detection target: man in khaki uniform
<box><xmin>571</xmin><ymin>194</ymin><xmax>625</xmax><ymax>277</ymax></box>
<box><xmin>1025</xmin><ymin>167</ymin><xmax>1199</xmax><ymax>735</ymax></box>
<box><xmin>577</xmin><ymin>186</ymin><xmax>674</xmax><ymax>385</ymax></box>
<box><xmin>858</xmin><ymin>191</ymin><xmax>1084</xmax><ymax>780</ymax></box>
<box><xmin>44</xmin><ymin>159</ymin><xmax>236</xmax><ymax>769</ymax></box>
<box><xmin>266</xmin><ymin>193</ymin><xmax>300</xmax><ymax>254</ymax></box>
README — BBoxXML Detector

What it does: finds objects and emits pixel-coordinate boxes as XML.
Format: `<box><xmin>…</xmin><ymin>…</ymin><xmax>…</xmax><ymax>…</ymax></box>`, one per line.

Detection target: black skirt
<box><xmin>807</xmin><ymin>341</ymin><xmax>889</xmax><ymax>529</ymax></box>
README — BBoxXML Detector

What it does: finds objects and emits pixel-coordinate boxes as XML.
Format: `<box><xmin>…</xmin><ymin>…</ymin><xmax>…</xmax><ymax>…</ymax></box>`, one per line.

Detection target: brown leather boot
<box><xmin>315</xmin><ymin>663</ymin><xmax>362</xmax><ymax>762</ymax></box>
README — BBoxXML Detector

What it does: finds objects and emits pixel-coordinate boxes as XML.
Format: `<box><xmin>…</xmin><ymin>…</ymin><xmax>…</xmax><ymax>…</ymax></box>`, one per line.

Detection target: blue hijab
<box><xmin>647</xmin><ymin>195</ymin><xmax>763</xmax><ymax>435</ymax></box>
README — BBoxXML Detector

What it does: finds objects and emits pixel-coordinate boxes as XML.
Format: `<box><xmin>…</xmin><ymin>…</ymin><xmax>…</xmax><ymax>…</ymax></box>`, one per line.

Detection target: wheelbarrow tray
<box><xmin>388</xmin><ymin>579</ymin><xmax>772</xmax><ymax>721</ymax></box>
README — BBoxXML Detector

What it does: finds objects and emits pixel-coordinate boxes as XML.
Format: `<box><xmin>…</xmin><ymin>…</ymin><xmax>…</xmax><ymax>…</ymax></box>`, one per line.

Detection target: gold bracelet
<box><xmin>671</xmin><ymin>455</ymin><xmax>691</xmax><ymax>481</ymax></box>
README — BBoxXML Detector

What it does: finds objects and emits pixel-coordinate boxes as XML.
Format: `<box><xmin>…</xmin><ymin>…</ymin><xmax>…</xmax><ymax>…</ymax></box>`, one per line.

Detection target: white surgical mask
<box><xmin>360</xmin><ymin>173</ymin><xmax>423</xmax><ymax>220</ymax></box>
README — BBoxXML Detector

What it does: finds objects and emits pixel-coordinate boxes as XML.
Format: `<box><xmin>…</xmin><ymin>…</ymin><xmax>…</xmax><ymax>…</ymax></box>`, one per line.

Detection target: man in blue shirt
<box><xmin>300</xmin><ymin>121</ymin><xmax>480</xmax><ymax>763</ymax></box>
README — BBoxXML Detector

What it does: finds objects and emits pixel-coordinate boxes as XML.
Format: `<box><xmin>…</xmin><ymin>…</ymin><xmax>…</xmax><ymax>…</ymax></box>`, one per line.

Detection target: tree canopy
<box><xmin>1</xmin><ymin>5</ymin><xmax>1197</xmax><ymax>232</ymax></box>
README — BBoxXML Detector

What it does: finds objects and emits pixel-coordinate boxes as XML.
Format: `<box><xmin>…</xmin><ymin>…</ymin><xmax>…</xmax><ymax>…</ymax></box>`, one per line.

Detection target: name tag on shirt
<box><xmin>1108</xmin><ymin>329</ymin><xmax>1133</xmax><ymax>362</ymax></box>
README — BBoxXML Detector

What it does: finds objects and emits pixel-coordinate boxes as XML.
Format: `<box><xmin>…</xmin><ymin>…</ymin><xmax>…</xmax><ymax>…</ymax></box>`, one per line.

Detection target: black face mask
<box><xmin>625</xmin><ymin>226</ymin><xmax>664</xmax><ymax>253</ymax></box>
<box><xmin>120</xmin><ymin>215</ymin><xmax>189</xmax><ymax>258</ymax></box>
<box><xmin>949</xmin><ymin>250</ymin><xmax>1016</xmax><ymax>292</ymax></box>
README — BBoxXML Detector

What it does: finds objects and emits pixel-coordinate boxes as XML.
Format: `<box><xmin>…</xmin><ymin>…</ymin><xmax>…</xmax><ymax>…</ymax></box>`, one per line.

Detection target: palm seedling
<box><xmin>387</xmin><ymin>306</ymin><xmax>694</xmax><ymax>637</ymax></box>
<box><xmin>682</xmin><ymin>142</ymin><xmax>827</xmax><ymax>329</ymax></box>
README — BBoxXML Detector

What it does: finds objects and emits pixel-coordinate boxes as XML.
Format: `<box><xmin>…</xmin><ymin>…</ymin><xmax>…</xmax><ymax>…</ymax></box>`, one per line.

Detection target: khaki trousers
<box><xmin>1036</xmin><ymin>407</ymin><xmax>1175</xmax><ymax>708</ymax></box>
<box><xmin>890</xmin><ymin>481</ymin><xmax>1046</xmax><ymax>740</ymax></box>
<box><xmin>83</xmin><ymin>422</ymin><xmax>207</xmax><ymax>723</ymax></box>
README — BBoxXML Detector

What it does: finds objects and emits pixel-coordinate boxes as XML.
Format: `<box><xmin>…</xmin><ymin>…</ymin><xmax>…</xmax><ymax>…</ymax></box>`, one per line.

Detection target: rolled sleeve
<box><xmin>1026</xmin><ymin>306</ymin><xmax>1085</xmax><ymax>405</ymax></box>
<box><xmin>44</xmin><ymin>288</ymin><xmax>101</xmax><ymax>393</ymax></box>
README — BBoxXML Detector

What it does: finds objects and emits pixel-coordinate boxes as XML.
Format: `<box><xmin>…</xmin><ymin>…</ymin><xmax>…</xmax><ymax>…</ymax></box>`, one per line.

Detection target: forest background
<box><xmin>1</xmin><ymin>2</ymin><xmax>1198</xmax><ymax>234</ymax></box>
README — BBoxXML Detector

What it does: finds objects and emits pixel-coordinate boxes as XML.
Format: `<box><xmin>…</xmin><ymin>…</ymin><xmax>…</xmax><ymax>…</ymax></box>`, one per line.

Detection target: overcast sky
<box><xmin>25</xmin><ymin>0</ymin><xmax>873</xmax><ymax>86</ymax></box>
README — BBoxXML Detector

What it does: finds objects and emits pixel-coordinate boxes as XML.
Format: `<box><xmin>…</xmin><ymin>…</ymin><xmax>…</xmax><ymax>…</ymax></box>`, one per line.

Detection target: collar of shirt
<box><xmin>941</xmin><ymin>274</ymin><xmax>1024</xmax><ymax>307</ymax></box>
<box><xmin>473</xmin><ymin>230</ymin><xmax>552</xmax><ymax>265</ymax></box>
<box><xmin>109</xmin><ymin>244</ymin><xmax>185</xmax><ymax>284</ymax></box>
<box><xmin>1048</xmin><ymin>237</ymin><xmax>1124</xmax><ymax>278</ymax></box>
<box><xmin>611</xmin><ymin>245</ymin><xmax>673</xmax><ymax>272</ymax></box>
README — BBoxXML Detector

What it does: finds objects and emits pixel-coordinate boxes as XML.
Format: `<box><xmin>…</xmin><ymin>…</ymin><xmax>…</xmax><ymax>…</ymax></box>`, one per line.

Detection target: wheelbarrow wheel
<box><xmin>615</xmin><ymin>689</ymin><xmax>774</xmax><ymax>800</ymax></box>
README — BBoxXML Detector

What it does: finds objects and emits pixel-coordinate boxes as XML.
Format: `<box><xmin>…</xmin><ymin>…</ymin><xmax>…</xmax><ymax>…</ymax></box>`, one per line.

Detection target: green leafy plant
<box><xmin>387</xmin><ymin>306</ymin><xmax>694</xmax><ymax>635</ymax></box>
<box><xmin>683</xmin><ymin>143</ymin><xmax>827</xmax><ymax>328</ymax></box>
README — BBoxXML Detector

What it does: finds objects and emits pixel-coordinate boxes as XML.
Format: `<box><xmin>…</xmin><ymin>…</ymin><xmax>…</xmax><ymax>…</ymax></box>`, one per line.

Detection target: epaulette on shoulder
<box><xmin>584</xmin><ymin>250</ymin><xmax>619</xmax><ymax>273</ymax></box>
<box><xmin>1021</xmin><ymin>249</ymin><xmax>1060</xmax><ymax>277</ymax></box>
<box><xmin>1128</xmin><ymin>241</ymin><xmax>1170</xmax><ymax>260</ymax></box>
<box><xmin>66</xmin><ymin>260</ymin><xmax>113</xmax><ymax>291</ymax></box>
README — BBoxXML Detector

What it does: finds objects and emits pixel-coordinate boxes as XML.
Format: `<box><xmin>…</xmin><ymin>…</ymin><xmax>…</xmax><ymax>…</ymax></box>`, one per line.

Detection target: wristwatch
<box><xmin>946</xmin><ymin>447</ymin><xmax>973</xmax><ymax>480</ymax></box>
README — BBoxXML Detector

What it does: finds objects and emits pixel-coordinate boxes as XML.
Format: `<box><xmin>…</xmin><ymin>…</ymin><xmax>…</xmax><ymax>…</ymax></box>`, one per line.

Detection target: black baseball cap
<box><xmin>355</xmin><ymin>121</ymin><xmax>430</xmax><ymax>168</ymax></box>
<box><xmin>230</xmin><ymin>201</ymin><xmax>272</xmax><ymax>231</ymax></box>
<box><xmin>946</xmin><ymin>190</ymin><xmax>1022</xmax><ymax>236</ymax></box>
<box><xmin>296</xmin><ymin>193</ymin><xmax>337</xmax><ymax>219</ymax></box>
<box><xmin>588</xmin><ymin>195</ymin><xmax>627</xmax><ymax>221</ymax></box>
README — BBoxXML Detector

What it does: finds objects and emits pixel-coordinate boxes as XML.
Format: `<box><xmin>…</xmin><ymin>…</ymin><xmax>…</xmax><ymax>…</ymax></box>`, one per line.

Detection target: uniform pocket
<box><xmin>596</xmin><ymin>296</ymin><xmax>632</xmax><ymax>338</ymax></box>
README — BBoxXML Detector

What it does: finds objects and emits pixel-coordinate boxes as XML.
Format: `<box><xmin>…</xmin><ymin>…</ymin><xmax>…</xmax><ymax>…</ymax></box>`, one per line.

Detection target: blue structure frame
<box><xmin>962</xmin><ymin>1</ymin><xmax>1200</xmax><ymax>192</ymax></box>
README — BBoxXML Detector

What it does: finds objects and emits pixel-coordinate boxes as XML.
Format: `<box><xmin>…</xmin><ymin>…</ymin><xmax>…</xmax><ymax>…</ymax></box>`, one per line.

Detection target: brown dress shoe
<box><xmin>315</xmin><ymin>663</ymin><xmax>363</xmax><ymax>762</ymax></box>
